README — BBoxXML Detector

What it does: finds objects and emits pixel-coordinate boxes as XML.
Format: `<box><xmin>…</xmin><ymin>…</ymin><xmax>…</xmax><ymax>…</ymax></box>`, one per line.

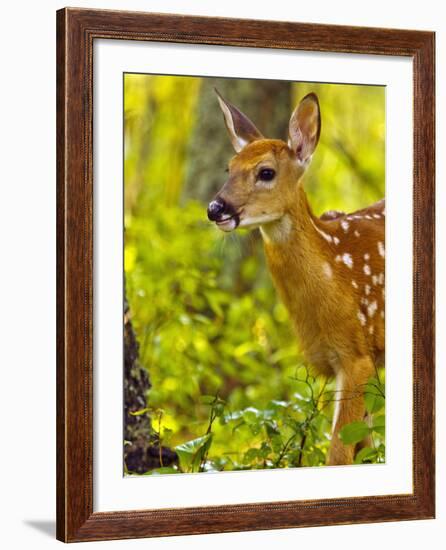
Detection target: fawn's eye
<box><xmin>258</xmin><ymin>168</ymin><xmax>276</xmax><ymax>182</ymax></box>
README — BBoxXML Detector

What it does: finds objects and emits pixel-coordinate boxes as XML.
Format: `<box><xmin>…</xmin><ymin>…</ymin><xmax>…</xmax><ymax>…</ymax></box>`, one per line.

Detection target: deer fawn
<box><xmin>207</xmin><ymin>90</ymin><xmax>385</xmax><ymax>466</ymax></box>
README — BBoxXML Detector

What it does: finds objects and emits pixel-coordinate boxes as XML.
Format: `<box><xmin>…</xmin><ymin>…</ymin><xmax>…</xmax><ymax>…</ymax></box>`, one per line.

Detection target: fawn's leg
<box><xmin>327</xmin><ymin>355</ymin><xmax>375</xmax><ymax>466</ymax></box>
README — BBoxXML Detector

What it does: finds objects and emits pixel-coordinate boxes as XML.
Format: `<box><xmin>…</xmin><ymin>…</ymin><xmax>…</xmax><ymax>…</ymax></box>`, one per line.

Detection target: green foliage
<box><xmin>175</xmin><ymin>434</ymin><xmax>213</xmax><ymax>473</ymax></box>
<box><xmin>124</xmin><ymin>74</ymin><xmax>386</xmax><ymax>474</ymax></box>
<box><xmin>344</xmin><ymin>374</ymin><xmax>386</xmax><ymax>465</ymax></box>
<box><xmin>364</xmin><ymin>377</ymin><xmax>386</xmax><ymax>414</ymax></box>
<box><xmin>339</xmin><ymin>421</ymin><xmax>371</xmax><ymax>445</ymax></box>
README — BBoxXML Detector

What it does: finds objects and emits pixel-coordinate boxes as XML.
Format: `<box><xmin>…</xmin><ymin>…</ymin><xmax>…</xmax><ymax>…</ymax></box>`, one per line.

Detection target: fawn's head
<box><xmin>207</xmin><ymin>90</ymin><xmax>321</xmax><ymax>232</ymax></box>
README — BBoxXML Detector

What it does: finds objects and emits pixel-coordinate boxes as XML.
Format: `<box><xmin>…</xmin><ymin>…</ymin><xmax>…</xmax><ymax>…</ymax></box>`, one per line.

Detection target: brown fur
<box><xmin>262</xmin><ymin>193</ymin><xmax>385</xmax><ymax>465</ymax></box>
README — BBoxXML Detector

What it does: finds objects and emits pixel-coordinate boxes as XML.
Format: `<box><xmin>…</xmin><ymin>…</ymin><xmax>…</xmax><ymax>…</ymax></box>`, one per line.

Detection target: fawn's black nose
<box><xmin>207</xmin><ymin>198</ymin><xmax>226</xmax><ymax>221</ymax></box>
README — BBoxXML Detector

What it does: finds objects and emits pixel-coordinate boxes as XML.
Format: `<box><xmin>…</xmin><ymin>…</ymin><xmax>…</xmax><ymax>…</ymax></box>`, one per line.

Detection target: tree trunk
<box><xmin>124</xmin><ymin>294</ymin><xmax>177</xmax><ymax>474</ymax></box>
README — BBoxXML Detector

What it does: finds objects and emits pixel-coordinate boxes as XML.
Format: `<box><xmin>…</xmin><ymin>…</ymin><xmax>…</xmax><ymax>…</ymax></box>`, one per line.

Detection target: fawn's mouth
<box><xmin>216</xmin><ymin>210</ymin><xmax>242</xmax><ymax>232</ymax></box>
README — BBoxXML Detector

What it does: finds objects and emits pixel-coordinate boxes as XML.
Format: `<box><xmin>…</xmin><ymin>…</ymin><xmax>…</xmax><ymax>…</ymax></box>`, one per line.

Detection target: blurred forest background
<box><xmin>124</xmin><ymin>74</ymin><xmax>386</xmax><ymax>475</ymax></box>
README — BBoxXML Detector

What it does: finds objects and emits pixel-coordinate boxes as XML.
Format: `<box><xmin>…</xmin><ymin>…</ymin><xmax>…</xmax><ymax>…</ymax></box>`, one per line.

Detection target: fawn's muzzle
<box><xmin>207</xmin><ymin>198</ymin><xmax>227</xmax><ymax>221</ymax></box>
<box><xmin>207</xmin><ymin>197</ymin><xmax>240</xmax><ymax>232</ymax></box>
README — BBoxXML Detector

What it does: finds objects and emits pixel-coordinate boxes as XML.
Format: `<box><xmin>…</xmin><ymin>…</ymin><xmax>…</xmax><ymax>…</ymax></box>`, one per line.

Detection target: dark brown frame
<box><xmin>56</xmin><ymin>7</ymin><xmax>435</xmax><ymax>542</ymax></box>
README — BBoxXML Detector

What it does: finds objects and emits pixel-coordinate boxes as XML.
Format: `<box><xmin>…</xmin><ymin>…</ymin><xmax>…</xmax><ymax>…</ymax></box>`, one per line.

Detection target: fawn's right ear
<box><xmin>288</xmin><ymin>93</ymin><xmax>321</xmax><ymax>164</ymax></box>
<box><xmin>215</xmin><ymin>88</ymin><xmax>263</xmax><ymax>153</ymax></box>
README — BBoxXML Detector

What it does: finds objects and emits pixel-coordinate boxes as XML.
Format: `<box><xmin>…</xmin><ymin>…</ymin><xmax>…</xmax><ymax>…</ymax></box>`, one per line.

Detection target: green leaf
<box><xmin>214</xmin><ymin>403</ymin><xmax>225</xmax><ymax>417</ymax></box>
<box><xmin>242</xmin><ymin>407</ymin><xmax>260</xmax><ymax>424</ymax></box>
<box><xmin>243</xmin><ymin>448</ymin><xmax>259</xmax><ymax>464</ymax></box>
<box><xmin>354</xmin><ymin>447</ymin><xmax>378</xmax><ymax>464</ymax></box>
<box><xmin>204</xmin><ymin>291</ymin><xmax>224</xmax><ymax>316</ymax></box>
<box><xmin>161</xmin><ymin>428</ymin><xmax>173</xmax><ymax>445</ymax></box>
<box><xmin>265</xmin><ymin>421</ymin><xmax>280</xmax><ymax>438</ymax></box>
<box><xmin>129</xmin><ymin>407</ymin><xmax>150</xmax><ymax>416</ymax></box>
<box><xmin>269</xmin><ymin>400</ymin><xmax>290</xmax><ymax>409</ymax></box>
<box><xmin>339</xmin><ymin>421</ymin><xmax>370</xmax><ymax>445</ymax></box>
<box><xmin>199</xmin><ymin>395</ymin><xmax>217</xmax><ymax>404</ymax></box>
<box><xmin>307</xmin><ymin>447</ymin><xmax>326</xmax><ymax>466</ymax></box>
<box><xmin>271</xmin><ymin>434</ymin><xmax>283</xmax><ymax>453</ymax></box>
<box><xmin>192</xmin><ymin>314</ymin><xmax>211</xmax><ymax>325</ymax></box>
<box><xmin>259</xmin><ymin>442</ymin><xmax>272</xmax><ymax>458</ymax></box>
<box><xmin>175</xmin><ymin>434</ymin><xmax>212</xmax><ymax>472</ymax></box>
<box><xmin>377</xmin><ymin>443</ymin><xmax>386</xmax><ymax>461</ymax></box>
<box><xmin>364</xmin><ymin>378</ymin><xmax>385</xmax><ymax>413</ymax></box>
<box><xmin>293</xmin><ymin>381</ymin><xmax>312</xmax><ymax>402</ymax></box>
<box><xmin>144</xmin><ymin>466</ymin><xmax>179</xmax><ymax>475</ymax></box>
<box><xmin>372</xmin><ymin>414</ymin><xmax>385</xmax><ymax>436</ymax></box>
<box><xmin>250</xmin><ymin>423</ymin><xmax>262</xmax><ymax>436</ymax></box>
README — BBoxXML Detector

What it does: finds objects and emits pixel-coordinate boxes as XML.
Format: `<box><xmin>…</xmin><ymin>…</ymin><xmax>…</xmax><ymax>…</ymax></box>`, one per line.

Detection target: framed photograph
<box><xmin>56</xmin><ymin>7</ymin><xmax>435</xmax><ymax>542</ymax></box>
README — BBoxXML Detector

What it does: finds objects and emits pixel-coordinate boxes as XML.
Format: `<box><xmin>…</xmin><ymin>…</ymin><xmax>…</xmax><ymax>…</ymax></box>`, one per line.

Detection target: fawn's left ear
<box><xmin>215</xmin><ymin>88</ymin><xmax>263</xmax><ymax>153</ymax></box>
<box><xmin>288</xmin><ymin>93</ymin><xmax>321</xmax><ymax>164</ymax></box>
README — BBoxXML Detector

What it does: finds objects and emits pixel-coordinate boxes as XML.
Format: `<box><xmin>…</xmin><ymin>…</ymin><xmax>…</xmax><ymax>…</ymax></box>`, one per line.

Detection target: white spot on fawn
<box><xmin>369</xmin><ymin>325</ymin><xmax>374</xmax><ymax>335</ymax></box>
<box><xmin>352</xmin><ymin>280</ymin><xmax>358</xmax><ymax>289</ymax></box>
<box><xmin>361</xmin><ymin>297</ymin><xmax>369</xmax><ymax>306</ymax></box>
<box><xmin>333</xmin><ymin>236</ymin><xmax>340</xmax><ymax>245</ymax></box>
<box><xmin>372</xmin><ymin>274</ymin><xmax>378</xmax><ymax>285</ymax></box>
<box><xmin>378</xmin><ymin>241</ymin><xmax>385</xmax><ymax>258</ymax></box>
<box><xmin>322</xmin><ymin>262</ymin><xmax>333</xmax><ymax>279</ymax></box>
<box><xmin>342</xmin><ymin>253</ymin><xmax>353</xmax><ymax>269</ymax></box>
<box><xmin>365</xmin><ymin>215</ymin><xmax>373</xmax><ymax>220</ymax></box>
<box><xmin>335</xmin><ymin>255</ymin><xmax>341</xmax><ymax>263</ymax></box>
<box><xmin>367</xmin><ymin>301</ymin><xmax>378</xmax><ymax>318</ymax></box>
<box><xmin>364</xmin><ymin>253</ymin><xmax>370</xmax><ymax>261</ymax></box>
<box><xmin>365</xmin><ymin>284</ymin><xmax>371</xmax><ymax>295</ymax></box>
<box><xmin>378</xmin><ymin>272</ymin><xmax>384</xmax><ymax>285</ymax></box>
<box><xmin>341</xmin><ymin>220</ymin><xmax>349</xmax><ymax>232</ymax></box>
<box><xmin>373</xmin><ymin>214</ymin><xmax>381</xmax><ymax>219</ymax></box>
<box><xmin>363</xmin><ymin>264</ymin><xmax>371</xmax><ymax>275</ymax></box>
<box><xmin>357</xmin><ymin>311</ymin><xmax>367</xmax><ymax>326</ymax></box>
<box><xmin>354</xmin><ymin>230</ymin><xmax>360</xmax><ymax>238</ymax></box>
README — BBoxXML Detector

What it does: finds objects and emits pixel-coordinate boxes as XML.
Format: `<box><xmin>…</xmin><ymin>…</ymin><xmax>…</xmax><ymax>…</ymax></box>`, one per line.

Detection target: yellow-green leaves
<box><xmin>124</xmin><ymin>74</ymin><xmax>386</xmax><ymax>474</ymax></box>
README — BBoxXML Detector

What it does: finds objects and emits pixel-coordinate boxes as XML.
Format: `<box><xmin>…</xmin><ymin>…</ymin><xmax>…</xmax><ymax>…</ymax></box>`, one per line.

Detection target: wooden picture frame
<box><xmin>56</xmin><ymin>7</ymin><xmax>435</xmax><ymax>542</ymax></box>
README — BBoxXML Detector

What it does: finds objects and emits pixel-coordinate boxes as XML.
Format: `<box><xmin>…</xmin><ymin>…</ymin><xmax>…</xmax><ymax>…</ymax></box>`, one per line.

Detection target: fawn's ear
<box><xmin>288</xmin><ymin>93</ymin><xmax>321</xmax><ymax>164</ymax></box>
<box><xmin>215</xmin><ymin>88</ymin><xmax>263</xmax><ymax>153</ymax></box>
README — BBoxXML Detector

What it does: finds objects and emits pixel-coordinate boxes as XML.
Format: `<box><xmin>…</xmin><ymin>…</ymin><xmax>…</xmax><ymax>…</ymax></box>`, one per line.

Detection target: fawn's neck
<box><xmin>260</xmin><ymin>185</ymin><xmax>332</xmax><ymax>312</ymax></box>
<box><xmin>260</xmin><ymin>184</ymin><xmax>329</xmax><ymax>256</ymax></box>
